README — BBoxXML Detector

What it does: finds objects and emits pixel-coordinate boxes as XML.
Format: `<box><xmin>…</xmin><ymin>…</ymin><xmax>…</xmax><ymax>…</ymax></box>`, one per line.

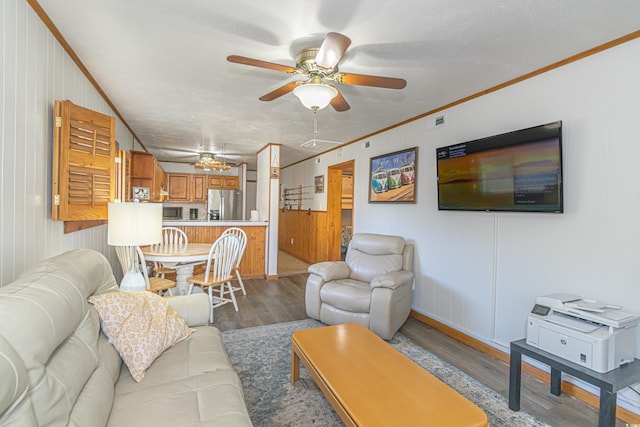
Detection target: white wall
<box><xmin>0</xmin><ymin>1</ymin><xmax>134</xmax><ymax>286</ymax></box>
<box><xmin>281</xmin><ymin>37</ymin><xmax>640</xmax><ymax>407</ymax></box>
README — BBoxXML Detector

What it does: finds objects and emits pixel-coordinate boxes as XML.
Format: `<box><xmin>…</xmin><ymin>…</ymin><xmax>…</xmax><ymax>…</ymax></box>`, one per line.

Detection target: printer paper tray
<box><xmin>545</xmin><ymin>313</ymin><xmax>600</xmax><ymax>333</ymax></box>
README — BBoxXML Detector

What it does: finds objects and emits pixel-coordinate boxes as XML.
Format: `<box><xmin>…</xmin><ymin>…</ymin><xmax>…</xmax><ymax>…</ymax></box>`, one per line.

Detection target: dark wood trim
<box><xmin>409</xmin><ymin>310</ymin><xmax>640</xmax><ymax>424</ymax></box>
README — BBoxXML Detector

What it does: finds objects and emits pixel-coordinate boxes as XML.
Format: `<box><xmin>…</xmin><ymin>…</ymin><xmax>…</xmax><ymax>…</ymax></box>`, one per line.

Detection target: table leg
<box><xmin>174</xmin><ymin>265</ymin><xmax>196</xmax><ymax>295</ymax></box>
<box><xmin>598</xmin><ymin>390</ymin><xmax>617</xmax><ymax>427</ymax></box>
<box><xmin>291</xmin><ymin>345</ymin><xmax>300</xmax><ymax>386</ymax></box>
<box><xmin>550</xmin><ymin>367</ymin><xmax>562</xmax><ymax>396</ymax></box>
<box><xmin>509</xmin><ymin>349</ymin><xmax>522</xmax><ymax>411</ymax></box>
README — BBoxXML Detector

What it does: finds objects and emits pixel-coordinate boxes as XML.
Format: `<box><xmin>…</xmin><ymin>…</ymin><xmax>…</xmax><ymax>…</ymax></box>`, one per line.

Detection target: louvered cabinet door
<box><xmin>53</xmin><ymin>100</ymin><xmax>116</xmax><ymax>221</ymax></box>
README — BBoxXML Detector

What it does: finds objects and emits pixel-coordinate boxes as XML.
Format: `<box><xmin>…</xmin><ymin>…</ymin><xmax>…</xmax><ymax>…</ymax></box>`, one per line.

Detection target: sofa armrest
<box><xmin>166</xmin><ymin>294</ymin><xmax>211</xmax><ymax>326</ymax></box>
<box><xmin>308</xmin><ymin>261</ymin><xmax>351</xmax><ymax>282</ymax></box>
<box><xmin>370</xmin><ymin>271</ymin><xmax>414</xmax><ymax>290</ymax></box>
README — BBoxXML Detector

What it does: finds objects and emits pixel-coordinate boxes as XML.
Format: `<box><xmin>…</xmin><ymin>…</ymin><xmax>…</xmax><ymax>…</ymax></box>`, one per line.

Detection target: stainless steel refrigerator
<box><xmin>207</xmin><ymin>189</ymin><xmax>243</xmax><ymax>220</ymax></box>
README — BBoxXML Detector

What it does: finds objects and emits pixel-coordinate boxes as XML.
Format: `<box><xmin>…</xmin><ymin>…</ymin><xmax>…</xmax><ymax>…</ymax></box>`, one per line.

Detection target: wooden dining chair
<box><xmin>136</xmin><ymin>246</ymin><xmax>177</xmax><ymax>295</ymax></box>
<box><xmin>153</xmin><ymin>227</ymin><xmax>188</xmax><ymax>279</ymax></box>
<box><xmin>186</xmin><ymin>234</ymin><xmax>241</xmax><ymax>323</ymax></box>
<box><xmin>221</xmin><ymin>227</ymin><xmax>247</xmax><ymax>296</ymax></box>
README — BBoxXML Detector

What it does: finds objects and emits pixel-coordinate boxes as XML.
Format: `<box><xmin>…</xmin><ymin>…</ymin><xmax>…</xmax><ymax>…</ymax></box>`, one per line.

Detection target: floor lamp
<box><xmin>108</xmin><ymin>202</ymin><xmax>162</xmax><ymax>292</ymax></box>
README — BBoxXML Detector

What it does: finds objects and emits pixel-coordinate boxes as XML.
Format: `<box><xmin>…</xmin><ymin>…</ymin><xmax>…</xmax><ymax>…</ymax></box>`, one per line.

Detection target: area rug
<box><xmin>222</xmin><ymin>319</ymin><xmax>550</xmax><ymax>427</ymax></box>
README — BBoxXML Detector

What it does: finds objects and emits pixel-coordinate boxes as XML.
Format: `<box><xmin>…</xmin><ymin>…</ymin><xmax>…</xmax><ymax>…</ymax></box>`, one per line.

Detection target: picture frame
<box><xmin>369</xmin><ymin>147</ymin><xmax>417</xmax><ymax>203</ymax></box>
<box><xmin>314</xmin><ymin>175</ymin><xmax>324</xmax><ymax>193</ymax></box>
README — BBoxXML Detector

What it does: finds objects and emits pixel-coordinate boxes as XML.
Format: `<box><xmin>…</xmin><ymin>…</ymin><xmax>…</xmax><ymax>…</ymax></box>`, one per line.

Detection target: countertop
<box><xmin>162</xmin><ymin>220</ymin><xmax>268</xmax><ymax>226</ymax></box>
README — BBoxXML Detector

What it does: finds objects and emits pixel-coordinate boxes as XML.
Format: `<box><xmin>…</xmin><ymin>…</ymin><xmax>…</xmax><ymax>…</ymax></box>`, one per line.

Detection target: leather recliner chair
<box><xmin>305</xmin><ymin>233</ymin><xmax>414</xmax><ymax>340</ymax></box>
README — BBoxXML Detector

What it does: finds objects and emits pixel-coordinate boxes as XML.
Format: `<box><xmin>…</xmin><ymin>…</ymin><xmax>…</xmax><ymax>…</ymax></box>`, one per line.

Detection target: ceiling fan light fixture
<box><xmin>293</xmin><ymin>82</ymin><xmax>338</xmax><ymax>111</ymax></box>
<box><xmin>194</xmin><ymin>152</ymin><xmax>230</xmax><ymax>172</ymax></box>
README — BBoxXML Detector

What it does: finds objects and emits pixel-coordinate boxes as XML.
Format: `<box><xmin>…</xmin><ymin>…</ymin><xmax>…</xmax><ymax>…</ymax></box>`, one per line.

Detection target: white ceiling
<box><xmin>36</xmin><ymin>0</ymin><xmax>640</xmax><ymax>169</ymax></box>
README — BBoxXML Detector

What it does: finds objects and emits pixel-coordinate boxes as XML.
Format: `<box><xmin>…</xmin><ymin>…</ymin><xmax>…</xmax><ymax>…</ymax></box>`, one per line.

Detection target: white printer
<box><xmin>526</xmin><ymin>293</ymin><xmax>639</xmax><ymax>373</ymax></box>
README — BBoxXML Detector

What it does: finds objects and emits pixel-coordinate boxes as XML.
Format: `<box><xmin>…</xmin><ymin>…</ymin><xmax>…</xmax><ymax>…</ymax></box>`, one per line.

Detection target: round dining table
<box><xmin>141</xmin><ymin>243</ymin><xmax>212</xmax><ymax>295</ymax></box>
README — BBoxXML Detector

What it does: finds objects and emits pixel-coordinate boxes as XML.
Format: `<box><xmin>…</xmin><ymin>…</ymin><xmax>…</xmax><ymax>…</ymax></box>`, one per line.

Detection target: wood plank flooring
<box><xmin>211</xmin><ymin>272</ymin><xmax>626</xmax><ymax>426</ymax></box>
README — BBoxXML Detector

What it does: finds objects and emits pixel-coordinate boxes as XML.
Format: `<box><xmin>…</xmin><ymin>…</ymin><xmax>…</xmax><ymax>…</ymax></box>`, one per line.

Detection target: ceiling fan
<box><xmin>148</xmin><ymin>145</ymin><xmax>242</xmax><ymax>166</ymax></box>
<box><xmin>227</xmin><ymin>32</ymin><xmax>407</xmax><ymax>112</ymax></box>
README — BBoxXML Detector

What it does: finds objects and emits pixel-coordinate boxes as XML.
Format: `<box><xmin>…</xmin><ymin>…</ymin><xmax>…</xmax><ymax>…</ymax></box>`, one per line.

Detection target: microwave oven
<box><xmin>162</xmin><ymin>206</ymin><xmax>182</xmax><ymax>219</ymax></box>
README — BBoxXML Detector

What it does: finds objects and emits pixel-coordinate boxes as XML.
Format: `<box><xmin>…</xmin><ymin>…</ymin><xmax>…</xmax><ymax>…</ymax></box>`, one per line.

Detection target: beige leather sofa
<box><xmin>0</xmin><ymin>249</ymin><xmax>252</xmax><ymax>427</ymax></box>
<box><xmin>306</xmin><ymin>233</ymin><xmax>414</xmax><ymax>340</ymax></box>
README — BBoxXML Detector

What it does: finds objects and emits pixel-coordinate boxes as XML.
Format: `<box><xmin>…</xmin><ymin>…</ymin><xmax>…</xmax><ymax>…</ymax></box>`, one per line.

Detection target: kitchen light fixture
<box><xmin>108</xmin><ymin>202</ymin><xmax>162</xmax><ymax>292</ymax></box>
<box><xmin>194</xmin><ymin>152</ymin><xmax>231</xmax><ymax>172</ymax></box>
<box><xmin>293</xmin><ymin>76</ymin><xmax>338</xmax><ymax>111</ymax></box>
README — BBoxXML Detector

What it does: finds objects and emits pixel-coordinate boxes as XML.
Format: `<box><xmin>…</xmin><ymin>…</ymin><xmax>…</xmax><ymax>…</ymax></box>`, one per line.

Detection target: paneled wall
<box><xmin>0</xmin><ymin>1</ymin><xmax>132</xmax><ymax>286</ymax></box>
<box><xmin>278</xmin><ymin>209</ymin><xmax>328</xmax><ymax>264</ymax></box>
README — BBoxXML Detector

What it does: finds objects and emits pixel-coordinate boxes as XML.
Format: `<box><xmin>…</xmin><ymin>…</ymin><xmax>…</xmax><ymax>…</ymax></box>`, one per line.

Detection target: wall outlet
<box><xmin>290</xmin><ymin>238</ymin><xmax>294</xmax><ymax>244</ymax></box>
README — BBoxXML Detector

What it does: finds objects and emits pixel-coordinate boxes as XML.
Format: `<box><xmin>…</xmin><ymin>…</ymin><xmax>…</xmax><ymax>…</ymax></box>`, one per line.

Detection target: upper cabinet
<box><xmin>167</xmin><ymin>173</ymin><xmax>239</xmax><ymax>202</ymax></box>
<box><xmin>208</xmin><ymin>175</ymin><xmax>239</xmax><ymax>190</ymax></box>
<box><xmin>130</xmin><ymin>151</ymin><xmax>166</xmax><ymax>202</ymax></box>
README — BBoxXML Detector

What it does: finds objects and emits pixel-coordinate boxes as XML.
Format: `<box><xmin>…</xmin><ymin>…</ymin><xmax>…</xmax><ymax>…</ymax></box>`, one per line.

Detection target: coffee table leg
<box><xmin>291</xmin><ymin>345</ymin><xmax>300</xmax><ymax>385</ymax></box>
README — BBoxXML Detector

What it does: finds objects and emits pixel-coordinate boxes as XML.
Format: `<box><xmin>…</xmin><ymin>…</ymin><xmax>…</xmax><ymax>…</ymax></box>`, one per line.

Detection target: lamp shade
<box><xmin>293</xmin><ymin>83</ymin><xmax>338</xmax><ymax>110</ymax></box>
<box><xmin>108</xmin><ymin>202</ymin><xmax>162</xmax><ymax>246</ymax></box>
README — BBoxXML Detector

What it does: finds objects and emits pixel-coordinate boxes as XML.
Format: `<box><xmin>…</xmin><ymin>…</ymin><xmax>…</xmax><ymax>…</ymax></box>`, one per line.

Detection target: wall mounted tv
<box><xmin>436</xmin><ymin>121</ymin><xmax>563</xmax><ymax>213</ymax></box>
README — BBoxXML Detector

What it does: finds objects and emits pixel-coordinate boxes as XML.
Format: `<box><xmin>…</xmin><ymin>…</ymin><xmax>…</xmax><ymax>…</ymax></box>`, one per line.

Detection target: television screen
<box><xmin>436</xmin><ymin>121</ymin><xmax>563</xmax><ymax>212</ymax></box>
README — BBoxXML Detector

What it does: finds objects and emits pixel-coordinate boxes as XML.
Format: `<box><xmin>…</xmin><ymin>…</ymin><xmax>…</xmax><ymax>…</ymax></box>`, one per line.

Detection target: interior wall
<box><xmin>281</xmin><ymin>38</ymin><xmax>640</xmax><ymax>356</ymax></box>
<box><xmin>0</xmin><ymin>1</ymin><xmax>134</xmax><ymax>286</ymax></box>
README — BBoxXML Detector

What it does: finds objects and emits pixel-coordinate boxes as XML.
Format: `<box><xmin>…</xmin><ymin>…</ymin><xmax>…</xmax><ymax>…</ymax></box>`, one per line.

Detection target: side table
<box><xmin>509</xmin><ymin>338</ymin><xmax>640</xmax><ymax>427</ymax></box>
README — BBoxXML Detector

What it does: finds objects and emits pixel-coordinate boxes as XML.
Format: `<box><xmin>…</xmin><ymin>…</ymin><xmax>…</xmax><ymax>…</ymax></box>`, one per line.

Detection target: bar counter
<box><xmin>161</xmin><ymin>220</ymin><xmax>267</xmax><ymax>278</ymax></box>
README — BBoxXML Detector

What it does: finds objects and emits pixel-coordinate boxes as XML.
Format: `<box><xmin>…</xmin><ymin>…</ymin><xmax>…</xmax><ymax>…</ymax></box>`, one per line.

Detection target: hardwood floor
<box><xmin>211</xmin><ymin>273</ymin><xmax>626</xmax><ymax>426</ymax></box>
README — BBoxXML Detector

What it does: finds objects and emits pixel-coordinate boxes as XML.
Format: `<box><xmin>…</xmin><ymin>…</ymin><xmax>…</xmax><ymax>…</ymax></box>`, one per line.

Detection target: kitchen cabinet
<box><xmin>192</xmin><ymin>174</ymin><xmax>207</xmax><ymax>201</ymax></box>
<box><xmin>167</xmin><ymin>173</ymin><xmax>191</xmax><ymax>202</ymax></box>
<box><xmin>208</xmin><ymin>175</ymin><xmax>239</xmax><ymax>190</ymax></box>
<box><xmin>168</xmin><ymin>173</ymin><xmax>240</xmax><ymax>201</ymax></box>
<box><xmin>130</xmin><ymin>150</ymin><xmax>166</xmax><ymax>202</ymax></box>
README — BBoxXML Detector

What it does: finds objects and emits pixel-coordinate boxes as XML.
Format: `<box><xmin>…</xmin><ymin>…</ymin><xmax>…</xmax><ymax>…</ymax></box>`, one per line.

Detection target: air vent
<box><xmin>426</xmin><ymin>114</ymin><xmax>446</xmax><ymax>130</ymax></box>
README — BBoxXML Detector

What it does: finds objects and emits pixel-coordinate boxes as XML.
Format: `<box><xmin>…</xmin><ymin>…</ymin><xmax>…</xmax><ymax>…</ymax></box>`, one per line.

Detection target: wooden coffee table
<box><xmin>291</xmin><ymin>323</ymin><xmax>488</xmax><ymax>427</ymax></box>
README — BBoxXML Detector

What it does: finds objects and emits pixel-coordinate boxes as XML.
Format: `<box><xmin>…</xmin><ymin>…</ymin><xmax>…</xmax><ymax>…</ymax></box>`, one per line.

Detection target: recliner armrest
<box><xmin>308</xmin><ymin>261</ymin><xmax>351</xmax><ymax>281</ymax></box>
<box><xmin>370</xmin><ymin>271</ymin><xmax>414</xmax><ymax>290</ymax></box>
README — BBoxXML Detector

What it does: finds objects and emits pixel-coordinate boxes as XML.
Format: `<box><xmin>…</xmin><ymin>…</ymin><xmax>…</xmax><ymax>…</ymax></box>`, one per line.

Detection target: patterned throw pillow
<box><xmin>88</xmin><ymin>291</ymin><xmax>193</xmax><ymax>382</ymax></box>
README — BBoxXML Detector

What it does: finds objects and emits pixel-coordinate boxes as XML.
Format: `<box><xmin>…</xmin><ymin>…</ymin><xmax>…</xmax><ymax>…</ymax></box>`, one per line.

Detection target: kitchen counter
<box><xmin>160</xmin><ymin>221</ymin><xmax>267</xmax><ymax>278</ymax></box>
<box><xmin>162</xmin><ymin>220</ymin><xmax>267</xmax><ymax>227</ymax></box>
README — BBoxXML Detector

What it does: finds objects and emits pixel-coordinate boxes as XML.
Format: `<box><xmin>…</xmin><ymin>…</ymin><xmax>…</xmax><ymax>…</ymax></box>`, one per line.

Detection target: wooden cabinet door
<box><xmin>130</xmin><ymin>151</ymin><xmax>154</xmax><ymax>178</ymax></box>
<box><xmin>167</xmin><ymin>173</ymin><xmax>190</xmax><ymax>201</ymax></box>
<box><xmin>222</xmin><ymin>175</ymin><xmax>239</xmax><ymax>189</ymax></box>
<box><xmin>192</xmin><ymin>174</ymin><xmax>206</xmax><ymax>201</ymax></box>
<box><xmin>208</xmin><ymin>175</ymin><xmax>223</xmax><ymax>188</ymax></box>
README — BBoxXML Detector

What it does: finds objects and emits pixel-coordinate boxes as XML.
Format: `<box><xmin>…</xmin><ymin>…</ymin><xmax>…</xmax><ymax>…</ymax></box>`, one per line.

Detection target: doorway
<box><xmin>327</xmin><ymin>160</ymin><xmax>355</xmax><ymax>261</ymax></box>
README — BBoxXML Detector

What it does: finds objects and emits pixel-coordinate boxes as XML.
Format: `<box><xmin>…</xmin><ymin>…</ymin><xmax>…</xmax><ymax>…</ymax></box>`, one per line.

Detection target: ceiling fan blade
<box><xmin>336</xmin><ymin>72</ymin><xmax>407</xmax><ymax>89</ymax></box>
<box><xmin>328</xmin><ymin>86</ymin><xmax>350</xmax><ymax>112</ymax></box>
<box><xmin>259</xmin><ymin>81</ymin><xmax>301</xmax><ymax>101</ymax></box>
<box><xmin>227</xmin><ymin>55</ymin><xmax>296</xmax><ymax>74</ymax></box>
<box><xmin>315</xmin><ymin>32</ymin><xmax>351</xmax><ymax>68</ymax></box>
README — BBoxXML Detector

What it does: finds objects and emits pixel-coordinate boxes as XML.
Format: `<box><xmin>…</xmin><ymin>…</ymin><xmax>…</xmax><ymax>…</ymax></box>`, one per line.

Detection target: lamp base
<box><xmin>120</xmin><ymin>271</ymin><xmax>147</xmax><ymax>292</ymax></box>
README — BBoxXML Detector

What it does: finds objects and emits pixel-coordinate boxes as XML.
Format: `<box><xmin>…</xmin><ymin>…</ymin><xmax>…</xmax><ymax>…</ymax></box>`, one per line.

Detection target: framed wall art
<box><xmin>314</xmin><ymin>175</ymin><xmax>324</xmax><ymax>193</ymax></box>
<box><xmin>369</xmin><ymin>147</ymin><xmax>417</xmax><ymax>203</ymax></box>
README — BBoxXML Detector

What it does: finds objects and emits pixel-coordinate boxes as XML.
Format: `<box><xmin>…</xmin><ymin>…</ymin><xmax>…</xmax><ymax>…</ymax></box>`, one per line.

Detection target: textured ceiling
<box><xmin>35</xmin><ymin>0</ymin><xmax>640</xmax><ymax>169</ymax></box>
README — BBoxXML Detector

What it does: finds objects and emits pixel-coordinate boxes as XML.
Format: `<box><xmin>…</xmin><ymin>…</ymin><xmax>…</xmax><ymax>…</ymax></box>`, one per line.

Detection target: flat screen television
<box><xmin>436</xmin><ymin>121</ymin><xmax>563</xmax><ymax>213</ymax></box>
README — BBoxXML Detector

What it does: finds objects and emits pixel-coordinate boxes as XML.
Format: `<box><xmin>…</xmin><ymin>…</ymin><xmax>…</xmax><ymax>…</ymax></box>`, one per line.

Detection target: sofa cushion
<box><xmin>89</xmin><ymin>291</ymin><xmax>193</xmax><ymax>382</ymax></box>
<box><xmin>114</xmin><ymin>326</ymin><xmax>233</xmax><ymax>394</ymax></box>
<box><xmin>0</xmin><ymin>249</ymin><xmax>120</xmax><ymax>427</ymax></box>
<box><xmin>110</xmin><ymin>326</ymin><xmax>252</xmax><ymax>427</ymax></box>
<box><xmin>321</xmin><ymin>279</ymin><xmax>371</xmax><ymax>313</ymax></box>
<box><xmin>108</xmin><ymin>371</ymin><xmax>251</xmax><ymax>427</ymax></box>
